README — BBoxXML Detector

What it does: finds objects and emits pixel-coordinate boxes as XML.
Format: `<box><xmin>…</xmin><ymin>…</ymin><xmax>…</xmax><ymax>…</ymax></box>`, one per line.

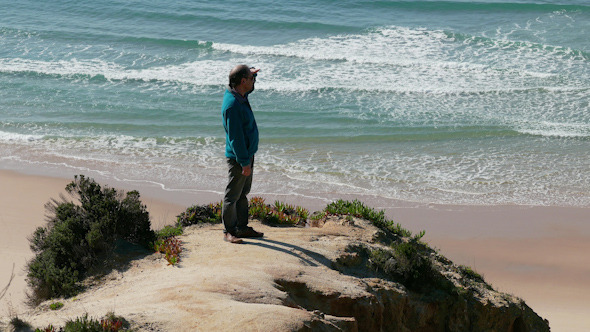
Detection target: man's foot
<box><xmin>224</xmin><ymin>232</ymin><xmax>244</xmax><ymax>244</ymax></box>
<box><xmin>235</xmin><ymin>227</ymin><xmax>264</xmax><ymax>238</ymax></box>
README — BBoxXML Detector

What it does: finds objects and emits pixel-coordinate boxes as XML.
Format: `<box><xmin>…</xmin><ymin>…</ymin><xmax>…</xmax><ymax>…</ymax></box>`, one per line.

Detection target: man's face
<box><xmin>246</xmin><ymin>70</ymin><xmax>256</xmax><ymax>93</ymax></box>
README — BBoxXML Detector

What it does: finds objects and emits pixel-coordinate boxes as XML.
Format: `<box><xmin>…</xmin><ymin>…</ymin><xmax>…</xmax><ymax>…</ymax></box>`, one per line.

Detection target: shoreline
<box><xmin>1</xmin><ymin>169</ymin><xmax>589</xmax><ymax>331</ymax></box>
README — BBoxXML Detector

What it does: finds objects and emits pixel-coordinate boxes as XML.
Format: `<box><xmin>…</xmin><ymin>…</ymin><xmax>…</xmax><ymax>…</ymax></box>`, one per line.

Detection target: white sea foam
<box><xmin>212</xmin><ymin>25</ymin><xmax>586</xmax><ymax>92</ymax></box>
<box><xmin>2</xmin><ymin>128</ymin><xmax>589</xmax><ymax>207</ymax></box>
<box><xmin>517</xmin><ymin>121</ymin><xmax>590</xmax><ymax>138</ymax></box>
<box><xmin>0</xmin><ymin>58</ymin><xmax>227</xmax><ymax>86</ymax></box>
<box><xmin>0</xmin><ymin>130</ymin><xmax>44</xmax><ymax>142</ymax></box>
<box><xmin>2</xmin><ymin>25</ymin><xmax>586</xmax><ymax>96</ymax></box>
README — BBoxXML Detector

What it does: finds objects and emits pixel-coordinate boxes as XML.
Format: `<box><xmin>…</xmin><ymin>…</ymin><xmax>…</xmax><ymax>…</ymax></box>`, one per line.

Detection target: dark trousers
<box><xmin>222</xmin><ymin>157</ymin><xmax>253</xmax><ymax>234</ymax></box>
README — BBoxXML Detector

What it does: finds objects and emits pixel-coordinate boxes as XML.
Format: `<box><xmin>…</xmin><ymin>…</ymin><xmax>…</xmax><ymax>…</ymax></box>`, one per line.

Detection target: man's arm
<box><xmin>225</xmin><ymin>106</ymin><xmax>251</xmax><ymax>171</ymax></box>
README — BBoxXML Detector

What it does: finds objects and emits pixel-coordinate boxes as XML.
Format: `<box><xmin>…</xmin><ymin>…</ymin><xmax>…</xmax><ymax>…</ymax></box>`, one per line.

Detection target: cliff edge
<box><xmin>10</xmin><ymin>216</ymin><xmax>550</xmax><ymax>331</ymax></box>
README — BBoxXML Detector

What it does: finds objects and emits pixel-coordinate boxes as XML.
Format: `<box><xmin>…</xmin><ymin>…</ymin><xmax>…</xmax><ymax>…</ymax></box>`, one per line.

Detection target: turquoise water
<box><xmin>1</xmin><ymin>1</ymin><xmax>589</xmax><ymax>206</ymax></box>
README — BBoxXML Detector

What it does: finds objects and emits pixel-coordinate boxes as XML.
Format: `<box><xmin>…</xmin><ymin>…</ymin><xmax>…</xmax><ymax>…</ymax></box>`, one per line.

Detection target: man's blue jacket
<box><xmin>222</xmin><ymin>88</ymin><xmax>259</xmax><ymax>167</ymax></box>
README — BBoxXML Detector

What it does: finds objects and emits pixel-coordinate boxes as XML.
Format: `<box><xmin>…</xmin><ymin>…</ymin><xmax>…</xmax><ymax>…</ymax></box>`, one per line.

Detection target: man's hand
<box><xmin>241</xmin><ymin>164</ymin><xmax>252</xmax><ymax>177</ymax></box>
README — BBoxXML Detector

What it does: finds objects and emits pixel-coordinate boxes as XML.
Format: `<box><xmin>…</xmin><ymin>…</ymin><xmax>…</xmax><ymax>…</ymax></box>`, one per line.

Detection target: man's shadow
<box><xmin>243</xmin><ymin>238</ymin><xmax>333</xmax><ymax>269</ymax></box>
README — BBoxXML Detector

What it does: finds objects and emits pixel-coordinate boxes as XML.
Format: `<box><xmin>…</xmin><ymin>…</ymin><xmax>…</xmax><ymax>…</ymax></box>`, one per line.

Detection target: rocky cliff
<box><xmin>10</xmin><ymin>216</ymin><xmax>549</xmax><ymax>331</ymax></box>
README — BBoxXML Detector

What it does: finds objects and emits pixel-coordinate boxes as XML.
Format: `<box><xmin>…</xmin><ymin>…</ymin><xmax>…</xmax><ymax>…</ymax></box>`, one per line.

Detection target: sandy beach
<box><xmin>394</xmin><ymin>204</ymin><xmax>590</xmax><ymax>332</ymax></box>
<box><xmin>1</xmin><ymin>170</ymin><xmax>589</xmax><ymax>331</ymax></box>
<box><xmin>0</xmin><ymin>170</ymin><xmax>185</xmax><ymax>316</ymax></box>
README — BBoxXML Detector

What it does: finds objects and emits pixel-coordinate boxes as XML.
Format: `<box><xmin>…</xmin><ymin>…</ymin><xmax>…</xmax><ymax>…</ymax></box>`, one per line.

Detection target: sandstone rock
<box><xmin>10</xmin><ymin>217</ymin><xmax>549</xmax><ymax>331</ymax></box>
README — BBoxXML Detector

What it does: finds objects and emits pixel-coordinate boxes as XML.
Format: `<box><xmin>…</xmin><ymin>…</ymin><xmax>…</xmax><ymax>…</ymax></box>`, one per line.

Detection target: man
<box><xmin>221</xmin><ymin>65</ymin><xmax>264</xmax><ymax>244</ymax></box>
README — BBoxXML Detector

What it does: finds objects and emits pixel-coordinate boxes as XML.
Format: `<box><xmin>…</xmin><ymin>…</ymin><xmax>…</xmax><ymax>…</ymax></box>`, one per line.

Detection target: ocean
<box><xmin>1</xmin><ymin>0</ymin><xmax>589</xmax><ymax>208</ymax></box>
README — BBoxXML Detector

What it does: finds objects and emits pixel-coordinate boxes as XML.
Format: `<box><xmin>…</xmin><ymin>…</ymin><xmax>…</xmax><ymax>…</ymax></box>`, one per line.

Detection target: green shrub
<box><xmin>154</xmin><ymin>236</ymin><xmax>182</xmax><ymax>266</ymax></box>
<box><xmin>155</xmin><ymin>224</ymin><xmax>183</xmax><ymax>239</ymax></box>
<box><xmin>103</xmin><ymin>311</ymin><xmax>128</xmax><ymax>330</ymax></box>
<box><xmin>63</xmin><ymin>314</ymin><xmax>102</xmax><ymax>331</ymax></box>
<box><xmin>177</xmin><ymin>197</ymin><xmax>309</xmax><ymax>227</ymax></box>
<box><xmin>35</xmin><ymin>312</ymin><xmax>128</xmax><ymax>332</ymax></box>
<box><xmin>248</xmin><ymin>197</ymin><xmax>309</xmax><ymax>225</ymax></box>
<box><xmin>324</xmin><ymin>199</ymin><xmax>419</xmax><ymax>239</ymax></box>
<box><xmin>325</xmin><ymin>199</ymin><xmax>386</xmax><ymax>223</ymax></box>
<box><xmin>176</xmin><ymin>202</ymin><xmax>222</xmax><ymax>227</ymax></box>
<box><xmin>27</xmin><ymin>175</ymin><xmax>155</xmax><ymax>302</ymax></box>
<box><xmin>367</xmin><ymin>237</ymin><xmax>456</xmax><ymax>294</ymax></box>
<box><xmin>248</xmin><ymin>196</ymin><xmax>269</xmax><ymax>221</ymax></box>
<box><xmin>49</xmin><ymin>301</ymin><xmax>64</xmax><ymax>310</ymax></box>
<box><xmin>369</xmin><ymin>240</ymin><xmax>436</xmax><ymax>291</ymax></box>
<box><xmin>459</xmin><ymin>265</ymin><xmax>485</xmax><ymax>283</ymax></box>
<box><xmin>310</xmin><ymin>211</ymin><xmax>327</xmax><ymax>221</ymax></box>
<box><xmin>324</xmin><ymin>200</ymin><xmax>432</xmax><ymax>290</ymax></box>
<box><xmin>36</xmin><ymin>325</ymin><xmax>57</xmax><ymax>332</ymax></box>
<box><xmin>391</xmin><ymin>241</ymin><xmax>433</xmax><ymax>287</ymax></box>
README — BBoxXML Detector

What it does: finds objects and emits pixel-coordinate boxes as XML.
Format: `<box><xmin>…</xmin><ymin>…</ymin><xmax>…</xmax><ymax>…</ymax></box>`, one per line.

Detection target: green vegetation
<box><xmin>155</xmin><ymin>224</ymin><xmax>183</xmax><ymax>239</ymax></box>
<box><xmin>319</xmin><ymin>200</ymin><xmax>458</xmax><ymax>293</ymax></box>
<box><xmin>153</xmin><ymin>224</ymin><xmax>184</xmax><ymax>266</ymax></box>
<box><xmin>325</xmin><ymin>199</ymin><xmax>386</xmax><ymax>222</ymax></box>
<box><xmin>36</xmin><ymin>325</ymin><xmax>57</xmax><ymax>332</ymax></box>
<box><xmin>27</xmin><ymin>175</ymin><xmax>156</xmax><ymax>303</ymax></box>
<box><xmin>323</xmin><ymin>199</ymin><xmax>423</xmax><ymax>240</ymax></box>
<box><xmin>368</xmin><ymin>239</ymin><xmax>441</xmax><ymax>292</ymax></box>
<box><xmin>176</xmin><ymin>197</ymin><xmax>309</xmax><ymax>227</ymax></box>
<box><xmin>154</xmin><ymin>236</ymin><xmax>182</xmax><ymax>266</ymax></box>
<box><xmin>177</xmin><ymin>202</ymin><xmax>222</xmax><ymax>226</ymax></box>
<box><xmin>49</xmin><ymin>301</ymin><xmax>64</xmax><ymax>310</ymax></box>
<box><xmin>248</xmin><ymin>197</ymin><xmax>309</xmax><ymax>225</ymax></box>
<box><xmin>459</xmin><ymin>265</ymin><xmax>485</xmax><ymax>283</ymax></box>
<box><xmin>36</xmin><ymin>312</ymin><xmax>129</xmax><ymax>332</ymax></box>
<box><xmin>309</xmin><ymin>211</ymin><xmax>327</xmax><ymax>222</ymax></box>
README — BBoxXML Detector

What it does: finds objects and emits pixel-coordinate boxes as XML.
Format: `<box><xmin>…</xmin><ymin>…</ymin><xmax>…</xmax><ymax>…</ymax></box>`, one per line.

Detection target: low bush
<box><xmin>27</xmin><ymin>175</ymin><xmax>155</xmax><ymax>303</ymax></box>
<box><xmin>155</xmin><ymin>224</ymin><xmax>183</xmax><ymax>239</ymax></box>
<box><xmin>324</xmin><ymin>199</ymin><xmax>421</xmax><ymax>239</ymax></box>
<box><xmin>153</xmin><ymin>224</ymin><xmax>184</xmax><ymax>266</ymax></box>
<box><xmin>368</xmin><ymin>239</ymin><xmax>454</xmax><ymax>293</ymax></box>
<box><xmin>177</xmin><ymin>197</ymin><xmax>310</xmax><ymax>227</ymax></box>
<box><xmin>154</xmin><ymin>236</ymin><xmax>182</xmax><ymax>266</ymax></box>
<box><xmin>459</xmin><ymin>265</ymin><xmax>485</xmax><ymax>283</ymax></box>
<box><xmin>176</xmin><ymin>202</ymin><xmax>222</xmax><ymax>227</ymax></box>
<box><xmin>35</xmin><ymin>312</ymin><xmax>128</xmax><ymax>332</ymax></box>
<box><xmin>249</xmin><ymin>197</ymin><xmax>309</xmax><ymax>225</ymax></box>
<box><xmin>64</xmin><ymin>314</ymin><xmax>104</xmax><ymax>331</ymax></box>
<box><xmin>49</xmin><ymin>301</ymin><xmax>64</xmax><ymax>310</ymax></box>
<box><xmin>369</xmin><ymin>242</ymin><xmax>425</xmax><ymax>286</ymax></box>
<box><xmin>325</xmin><ymin>199</ymin><xmax>387</xmax><ymax>223</ymax></box>
<box><xmin>36</xmin><ymin>325</ymin><xmax>57</xmax><ymax>332</ymax></box>
<box><xmin>322</xmin><ymin>200</ymin><xmax>455</xmax><ymax>292</ymax></box>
